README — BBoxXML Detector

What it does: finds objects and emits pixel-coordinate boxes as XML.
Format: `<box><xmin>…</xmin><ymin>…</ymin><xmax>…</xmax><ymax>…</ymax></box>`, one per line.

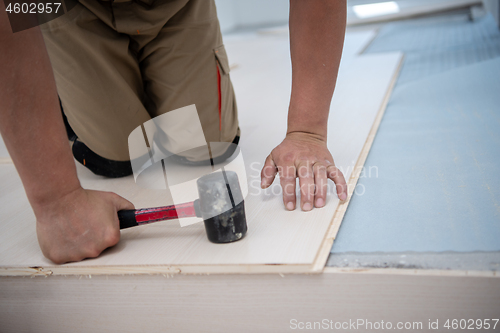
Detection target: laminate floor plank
<box><xmin>0</xmin><ymin>32</ymin><xmax>402</xmax><ymax>274</ymax></box>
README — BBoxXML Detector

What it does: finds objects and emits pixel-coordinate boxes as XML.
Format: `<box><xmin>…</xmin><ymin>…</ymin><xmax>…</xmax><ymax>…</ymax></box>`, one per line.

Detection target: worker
<box><xmin>0</xmin><ymin>0</ymin><xmax>348</xmax><ymax>264</ymax></box>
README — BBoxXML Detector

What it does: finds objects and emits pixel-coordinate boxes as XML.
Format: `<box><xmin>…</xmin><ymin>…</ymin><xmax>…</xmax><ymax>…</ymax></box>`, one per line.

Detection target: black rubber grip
<box><xmin>118</xmin><ymin>210</ymin><xmax>138</xmax><ymax>229</ymax></box>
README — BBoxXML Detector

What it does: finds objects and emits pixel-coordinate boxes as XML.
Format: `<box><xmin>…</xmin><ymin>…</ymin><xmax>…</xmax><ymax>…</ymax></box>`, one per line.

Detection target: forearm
<box><xmin>0</xmin><ymin>21</ymin><xmax>80</xmax><ymax>211</ymax></box>
<box><xmin>288</xmin><ymin>0</ymin><xmax>346</xmax><ymax>140</ymax></box>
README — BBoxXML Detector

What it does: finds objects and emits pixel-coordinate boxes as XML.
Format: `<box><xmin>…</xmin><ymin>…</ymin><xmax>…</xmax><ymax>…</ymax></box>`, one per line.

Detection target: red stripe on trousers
<box><xmin>217</xmin><ymin>65</ymin><xmax>222</xmax><ymax>131</ymax></box>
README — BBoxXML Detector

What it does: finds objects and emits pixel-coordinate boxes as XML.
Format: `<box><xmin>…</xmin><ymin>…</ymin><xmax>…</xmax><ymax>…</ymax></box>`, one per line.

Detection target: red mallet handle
<box><xmin>118</xmin><ymin>200</ymin><xmax>201</xmax><ymax>229</ymax></box>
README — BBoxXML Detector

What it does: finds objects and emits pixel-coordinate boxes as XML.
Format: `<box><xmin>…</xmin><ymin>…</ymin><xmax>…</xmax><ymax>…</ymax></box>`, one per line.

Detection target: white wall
<box><xmin>215</xmin><ymin>0</ymin><xmax>290</xmax><ymax>33</ymax></box>
<box><xmin>483</xmin><ymin>0</ymin><xmax>500</xmax><ymax>27</ymax></box>
<box><xmin>214</xmin><ymin>0</ymin><xmax>238</xmax><ymax>33</ymax></box>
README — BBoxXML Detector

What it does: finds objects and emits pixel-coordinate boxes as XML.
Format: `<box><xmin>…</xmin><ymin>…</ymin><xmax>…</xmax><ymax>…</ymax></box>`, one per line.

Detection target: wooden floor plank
<box><xmin>0</xmin><ymin>271</ymin><xmax>498</xmax><ymax>333</ymax></box>
<box><xmin>0</xmin><ymin>32</ymin><xmax>402</xmax><ymax>275</ymax></box>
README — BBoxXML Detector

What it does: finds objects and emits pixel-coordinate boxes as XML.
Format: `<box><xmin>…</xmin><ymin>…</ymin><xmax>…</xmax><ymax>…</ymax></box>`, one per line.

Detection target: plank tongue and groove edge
<box><xmin>312</xmin><ymin>54</ymin><xmax>404</xmax><ymax>272</ymax></box>
<box><xmin>0</xmin><ymin>31</ymin><xmax>403</xmax><ymax>275</ymax></box>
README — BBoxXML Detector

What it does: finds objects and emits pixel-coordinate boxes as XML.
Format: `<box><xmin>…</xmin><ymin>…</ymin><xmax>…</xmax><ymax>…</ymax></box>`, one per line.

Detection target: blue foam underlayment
<box><xmin>331</xmin><ymin>14</ymin><xmax>500</xmax><ymax>253</ymax></box>
<box><xmin>364</xmin><ymin>13</ymin><xmax>500</xmax><ymax>86</ymax></box>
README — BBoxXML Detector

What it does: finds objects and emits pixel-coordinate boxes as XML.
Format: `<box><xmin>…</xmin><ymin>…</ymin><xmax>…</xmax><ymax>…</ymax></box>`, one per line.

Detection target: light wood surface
<box><xmin>0</xmin><ymin>270</ymin><xmax>498</xmax><ymax>333</ymax></box>
<box><xmin>0</xmin><ymin>31</ymin><xmax>403</xmax><ymax>274</ymax></box>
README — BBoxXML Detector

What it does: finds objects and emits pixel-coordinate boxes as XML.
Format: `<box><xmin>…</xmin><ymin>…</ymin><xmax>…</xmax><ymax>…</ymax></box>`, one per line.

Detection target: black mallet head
<box><xmin>196</xmin><ymin>170</ymin><xmax>247</xmax><ymax>243</ymax></box>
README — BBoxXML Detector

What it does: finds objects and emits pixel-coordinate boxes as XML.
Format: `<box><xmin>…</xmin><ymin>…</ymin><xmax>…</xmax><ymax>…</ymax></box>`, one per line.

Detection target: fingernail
<box><xmin>261</xmin><ymin>179</ymin><xmax>266</xmax><ymax>188</ymax></box>
<box><xmin>315</xmin><ymin>198</ymin><xmax>324</xmax><ymax>207</ymax></box>
<box><xmin>286</xmin><ymin>202</ymin><xmax>294</xmax><ymax>211</ymax></box>
<box><xmin>303</xmin><ymin>203</ymin><xmax>312</xmax><ymax>211</ymax></box>
<box><xmin>340</xmin><ymin>192</ymin><xmax>347</xmax><ymax>201</ymax></box>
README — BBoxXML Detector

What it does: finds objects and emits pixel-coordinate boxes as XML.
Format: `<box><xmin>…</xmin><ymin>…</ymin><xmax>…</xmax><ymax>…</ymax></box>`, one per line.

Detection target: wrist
<box><xmin>287</xmin><ymin>122</ymin><xmax>328</xmax><ymax>142</ymax></box>
<box><xmin>285</xmin><ymin>131</ymin><xmax>328</xmax><ymax>146</ymax></box>
<box><xmin>286</xmin><ymin>127</ymin><xmax>327</xmax><ymax>141</ymax></box>
<box><xmin>29</xmin><ymin>178</ymin><xmax>82</xmax><ymax>216</ymax></box>
<box><xmin>287</xmin><ymin>104</ymin><xmax>329</xmax><ymax>140</ymax></box>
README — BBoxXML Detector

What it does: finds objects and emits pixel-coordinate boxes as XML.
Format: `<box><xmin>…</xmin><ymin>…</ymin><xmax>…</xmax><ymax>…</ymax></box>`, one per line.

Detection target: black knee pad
<box><xmin>61</xmin><ymin>104</ymin><xmax>133</xmax><ymax>178</ymax></box>
<box><xmin>72</xmin><ymin>140</ymin><xmax>133</xmax><ymax>178</ymax></box>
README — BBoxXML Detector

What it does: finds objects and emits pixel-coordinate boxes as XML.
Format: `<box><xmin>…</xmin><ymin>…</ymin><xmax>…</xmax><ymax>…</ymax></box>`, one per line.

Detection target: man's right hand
<box><xmin>1</xmin><ymin>15</ymin><xmax>136</xmax><ymax>264</ymax></box>
<box><xmin>34</xmin><ymin>188</ymin><xmax>134</xmax><ymax>264</ymax></box>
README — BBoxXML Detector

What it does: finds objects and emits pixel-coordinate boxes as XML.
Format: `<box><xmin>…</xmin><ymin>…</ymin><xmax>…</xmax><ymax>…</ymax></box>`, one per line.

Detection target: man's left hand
<box><xmin>260</xmin><ymin>132</ymin><xmax>348</xmax><ymax>211</ymax></box>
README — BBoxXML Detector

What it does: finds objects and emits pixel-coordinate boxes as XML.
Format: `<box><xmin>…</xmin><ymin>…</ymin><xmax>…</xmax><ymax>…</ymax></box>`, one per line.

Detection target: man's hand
<box><xmin>35</xmin><ymin>188</ymin><xmax>134</xmax><ymax>264</ymax></box>
<box><xmin>263</xmin><ymin>0</ymin><xmax>347</xmax><ymax>211</ymax></box>
<box><xmin>1</xmin><ymin>12</ymin><xmax>136</xmax><ymax>263</ymax></box>
<box><xmin>261</xmin><ymin>132</ymin><xmax>347</xmax><ymax>211</ymax></box>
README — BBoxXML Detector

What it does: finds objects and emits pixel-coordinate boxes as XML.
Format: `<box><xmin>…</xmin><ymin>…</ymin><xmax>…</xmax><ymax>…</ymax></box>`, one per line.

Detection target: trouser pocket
<box><xmin>214</xmin><ymin>44</ymin><xmax>239</xmax><ymax>143</ymax></box>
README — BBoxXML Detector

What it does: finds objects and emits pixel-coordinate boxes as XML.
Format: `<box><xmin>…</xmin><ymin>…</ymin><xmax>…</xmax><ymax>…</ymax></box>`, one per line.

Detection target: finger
<box><xmin>313</xmin><ymin>162</ymin><xmax>328</xmax><ymax>208</ymax></box>
<box><xmin>278</xmin><ymin>163</ymin><xmax>297</xmax><ymax>211</ymax></box>
<box><xmin>297</xmin><ymin>160</ymin><xmax>315</xmax><ymax>211</ymax></box>
<box><xmin>327</xmin><ymin>165</ymin><xmax>348</xmax><ymax>201</ymax></box>
<box><xmin>109</xmin><ymin>193</ymin><xmax>134</xmax><ymax>243</ymax></box>
<box><xmin>261</xmin><ymin>154</ymin><xmax>278</xmax><ymax>189</ymax></box>
<box><xmin>110</xmin><ymin>192</ymin><xmax>135</xmax><ymax>211</ymax></box>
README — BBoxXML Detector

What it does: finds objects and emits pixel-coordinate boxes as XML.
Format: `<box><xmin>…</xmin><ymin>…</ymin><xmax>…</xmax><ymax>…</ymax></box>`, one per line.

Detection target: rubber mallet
<box><xmin>117</xmin><ymin>170</ymin><xmax>247</xmax><ymax>244</ymax></box>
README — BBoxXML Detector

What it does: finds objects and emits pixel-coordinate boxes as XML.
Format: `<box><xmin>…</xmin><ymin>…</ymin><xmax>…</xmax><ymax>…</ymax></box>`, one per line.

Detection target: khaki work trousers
<box><xmin>41</xmin><ymin>0</ymin><xmax>239</xmax><ymax>162</ymax></box>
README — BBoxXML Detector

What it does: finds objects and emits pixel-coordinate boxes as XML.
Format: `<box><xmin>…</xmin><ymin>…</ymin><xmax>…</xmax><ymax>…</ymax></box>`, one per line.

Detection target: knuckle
<box><xmin>107</xmin><ymin>192</ymin><xmax>121</xmax><ymax>203</ymax></box>
<box><xmin>299</xmin><ymin>170</ymin><xmax>313</xmax><ymax>178</ymax></box>
<box><xmin>300</xmin><ymin>182</ymin><xmax>316</xmax><ymax>194</ymax></box>
<box><xmin>261</xmin><ymin>165</ymin><xmax>275</xmax><ymax>178</ymax></box>
<box><xmin>106</xmin><ymin>229</ymin><xmax>120</xmax><ymax>246</ymax></box>
<box><xmin>42</xmin><ymin>246</ymin><xmax>61</xmax><ymax>264</ymax></box>
<box><xmin>328</xmin><ymin>167</ymin><xmax>340</xmax><ymax>177</ymax></box>
<box><xmin>280</xmin><ymin>175</ymin><xmax>296</xmax><ymax>182</ymax></box>
<box><xmin>297</xmin><ymin>167</ymin><xmax>313</xmax><ymax>178</ymax></box>
<box><xmin>111</xmin><ymin>192</ymin><xmax>122</xmax><ymax>201</ymax></box>
<box><xmin>315</xmin><ymin>176</ymin><xmax>328</xmax><ymax>185</ymax></box>
<box><xmin>282</xmin><ymin>153</ymin><xmax>295</xmax><ymax>163</ymax></box>
<box><xmin>315</xmin><ymin>186</ymin><xmax>326</xmax><ymax>196</ymax></box>
<box><xmin>299</xmin><ymin>178</ymin><xmax>315</xmax><ymax>189</ymax></box>
<box><xmin>87</xmin><ymin>247</ymin><xmax>101</xmax><ymax>258</ymax></box>
<box><xmin>336</xmin><ymin>183</ymin><xmax>347</xmax><ymax>192</ymax></box>
<box><xmin>297</xmin><ymin>155</ymin><xmax>313</xmax><ymax>163</ymax></box>
<box><xmin>47</xmin><ymin>251</ymin><xmax>64</xmax><ymax>264</ymax></box>
<box><xmin>279</xmin><ymin>166</ymin><xmax>296</xmax><ymax>178</ymax></box>
<box><xmin>83</xmin><ymin>243</ymin><xmax>102</xmax><ymax>258</ymax></box>
<box><xmin>282</xmin><ymin>183</ymin><xmax>296</xmax><ymax>196</ymax></box>
<box><xmin>314</xmin><ymin>163</ymin><xmax>327</xmax><ymax>173</ymax></box>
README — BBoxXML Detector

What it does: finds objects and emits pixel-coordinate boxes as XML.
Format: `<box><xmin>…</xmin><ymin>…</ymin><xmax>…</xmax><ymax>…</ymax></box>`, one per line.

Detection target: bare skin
<box><xmin>261</xmin><ymin>0</ymin><xmax>348</xmax><ymax>211</ymax></box>
<box><xmin>0</xmin><ymin>0</ymin><xmax>347</xmax><ymax>264</ymax></box>
<box><xmin>0</xmin><ymin>8</ymin><xmax>134</xmax><ymax>264</ymax></box>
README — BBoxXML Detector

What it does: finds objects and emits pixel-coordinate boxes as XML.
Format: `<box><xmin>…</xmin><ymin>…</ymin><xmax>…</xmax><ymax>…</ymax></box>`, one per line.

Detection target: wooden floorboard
<box><xmin>0</xmin><ymin>270</ymin><xmax>498</xmax><ymax>333</ymax></box>
<box><xmin>0</xmin><ymin>31</ymin><xmax>403</xmax><ymax>275</ymax></box>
